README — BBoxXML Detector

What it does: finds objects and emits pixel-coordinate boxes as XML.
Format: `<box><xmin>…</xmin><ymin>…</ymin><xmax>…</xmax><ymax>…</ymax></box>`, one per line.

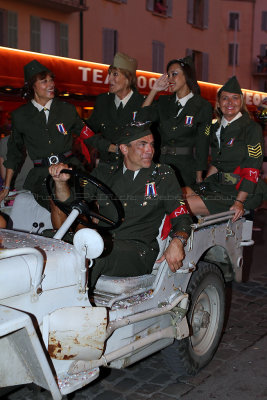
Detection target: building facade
<box><xmin>0</xmin><ymin>0</ymin><xmax>266</xmax><ymax>91</ymax></box>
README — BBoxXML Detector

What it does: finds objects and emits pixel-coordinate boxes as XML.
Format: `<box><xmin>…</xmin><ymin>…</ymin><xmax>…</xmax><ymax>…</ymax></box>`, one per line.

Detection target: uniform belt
<box><xmin>216</xmin><ymin>172</ymin><xmax>240</xmax><ymax>185</ymax></box>
<box><xmin>33</xmin><ymin>151</ymin><xmax>73</xmax><ymax>167</ymax></box>
<box><xmin>161</xmin><ymin>146</ymin><xmax>193</xmax><ymax>156</ymax></box>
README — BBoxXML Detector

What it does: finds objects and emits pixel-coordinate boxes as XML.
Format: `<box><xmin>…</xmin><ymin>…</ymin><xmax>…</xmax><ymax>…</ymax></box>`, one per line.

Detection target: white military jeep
<box><xmin>0</xmin><ymin>172</ymin><xmax>254</xmax><ymax>399</ymax></box>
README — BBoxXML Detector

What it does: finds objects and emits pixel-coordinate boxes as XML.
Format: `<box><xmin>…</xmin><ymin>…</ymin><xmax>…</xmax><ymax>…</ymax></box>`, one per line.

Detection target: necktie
<box><xmin>174</xmin><ymin>101</ymin><xmax>182</xmax><ymax>117</ymax></box>
<box><xmin>117</xmin><ymin>102</ymin><xmax>123</xmax><ymax>119</ymax></box>
<box><xmin>124</xmin><ymin>169</ymin><xmax>135</xmax><ymax>181</ymax></box>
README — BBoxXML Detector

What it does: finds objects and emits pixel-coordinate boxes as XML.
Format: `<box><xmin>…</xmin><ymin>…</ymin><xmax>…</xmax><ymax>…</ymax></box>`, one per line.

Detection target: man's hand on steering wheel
<box><xmin>47</xmin><ymin>163</ymin><xmax>124</xmax><ymax>230</ymax></box>
<box><xmin>49</xmin><ymin>163</ymin><xmax>71</xmax><ymax>183</ymax></box>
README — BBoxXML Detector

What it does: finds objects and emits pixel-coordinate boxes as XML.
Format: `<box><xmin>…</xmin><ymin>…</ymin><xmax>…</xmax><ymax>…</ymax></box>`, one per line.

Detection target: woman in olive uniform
<box><xmin>0</xmin><ymin>60</ymin><xmax>90</xmax><ymax>225</ymax></box>
<box><xmin>184</xmin><ymin>76</ymin><xmax>267</xmax><ymax>222</ymax></box>
<box><xmin>138</xmin><ymin>56</ymin><xmax>212</xmax><ymax>187</ymax></box>
<box><xmin>85</xmin><ymin>52</ymin><xmax>145</xmax><ymax>170</ymax></box>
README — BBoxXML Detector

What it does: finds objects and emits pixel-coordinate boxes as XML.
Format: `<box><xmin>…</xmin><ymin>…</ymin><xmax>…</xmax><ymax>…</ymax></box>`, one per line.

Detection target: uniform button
<box><xmin>123</xmin><ymin>202</ymin><xmax>127</xmax><ymax>207</ymax></box>
<box><xmin>115</xmin><ymin>127</ymin><xmax>118</xmax><ymax>130</ymax></box>
<box><xmin>48</xmin><ymin>140</ymin><xmax>51</xmax><ymax>144</ymax></box>
<box><xmin>172</xmin><ymin>126</ymin><xmax>177</xmax><ymax>131</ymax></box>
<box><xmin>170</xmin><ymin>139</ymin><xmax>175</xmax><ymax>144</ymax></box>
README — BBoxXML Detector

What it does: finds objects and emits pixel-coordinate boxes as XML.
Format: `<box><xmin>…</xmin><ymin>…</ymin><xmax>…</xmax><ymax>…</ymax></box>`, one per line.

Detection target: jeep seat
<box><xmin>9</xmin><ymin>192</ymin><xmax>52</xmax><ymax>233</ymax></box>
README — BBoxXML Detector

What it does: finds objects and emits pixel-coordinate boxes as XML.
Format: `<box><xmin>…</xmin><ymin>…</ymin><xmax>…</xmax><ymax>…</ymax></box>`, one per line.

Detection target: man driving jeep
<box><xmin>49</xmin><ymin>122</ymin><xmax>192</xmax><ymax>287</ymax></box>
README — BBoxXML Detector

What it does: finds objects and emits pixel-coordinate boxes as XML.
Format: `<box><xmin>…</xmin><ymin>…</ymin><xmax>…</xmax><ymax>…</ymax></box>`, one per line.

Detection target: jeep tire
<box><xmin>162</xmin><ymin>261</ymin><xmax>225</xmax><ymax>376</ymax></box>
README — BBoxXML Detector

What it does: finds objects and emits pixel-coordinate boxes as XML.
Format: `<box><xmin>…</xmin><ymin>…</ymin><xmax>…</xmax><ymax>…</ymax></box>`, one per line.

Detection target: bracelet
<box><xmin>2</xmin><ymin>186</ymin><xmax>10</xmax><ymax>190</ymax></box>
<box><xmin>235</xmin><ymin>199</ymin><xmax>244</xmax><ymax>205</ymax></box>
<box><xmin>172</xmin><ymin>233</ymin><xmax>188</xmax><ymax>247</ymax></box>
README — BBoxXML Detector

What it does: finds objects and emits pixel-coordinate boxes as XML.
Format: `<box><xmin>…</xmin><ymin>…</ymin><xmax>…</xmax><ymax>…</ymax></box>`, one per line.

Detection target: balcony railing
<box><xmin>22</xmin><ymin>0</ymin><xmax>88</xmax><ymax>12</ymax></box>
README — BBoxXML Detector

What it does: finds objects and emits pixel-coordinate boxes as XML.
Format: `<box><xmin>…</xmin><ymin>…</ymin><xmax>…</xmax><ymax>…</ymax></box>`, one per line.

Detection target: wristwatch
<box><xmin>115</xmin><ymin>144</ymin><xmax>120</xmax><ymax>155</ymax></box>
<box><xmin>172</xmin><ymin>232</ymin><xmax>188</xmax><ymax>247</ymax></box>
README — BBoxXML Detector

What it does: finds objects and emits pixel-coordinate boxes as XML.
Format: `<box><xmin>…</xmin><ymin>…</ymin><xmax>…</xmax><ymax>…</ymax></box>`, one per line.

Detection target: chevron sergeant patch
<box><xmin>204</xmin><ymin>124</ymin><xmax>211</xmax><ymax>136</ymax></box>
<box><xmin>247</xmin><ymin>143</ymin><xmax>262</xmax><ymax>158</ymax></box>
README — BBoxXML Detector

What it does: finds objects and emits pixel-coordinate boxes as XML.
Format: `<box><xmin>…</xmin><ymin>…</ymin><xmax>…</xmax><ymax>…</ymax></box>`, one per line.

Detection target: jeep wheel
<box><xmin>162</xmin><ymin>261</ymin><xmax>225</xmax><ymax>376</ymax></box>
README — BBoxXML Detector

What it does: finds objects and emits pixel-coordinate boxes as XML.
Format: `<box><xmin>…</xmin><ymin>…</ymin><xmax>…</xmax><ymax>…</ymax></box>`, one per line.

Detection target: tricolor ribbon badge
<box><xmin>226</xmin><ymin>138</ymin><xmax>235</xmax><ymax>146</ymax></box>
<box><xmin>185</xmin><ymin>116</ymin><xmax>194</xmax><ymax>126</ymax></box>
<box><xmin>145</xmin><ymin>181</ymin><xmax>157</xmax><ymax>198</ymax></box>
<box><xmin>56</xmin><ymin>123</ymin><xmax>68</xmax><ymax>135</ymax></box>
<box><xmin>133</xmin><ymin>111</ymin><xmax>137</xmax><ymax>121</ymax></box>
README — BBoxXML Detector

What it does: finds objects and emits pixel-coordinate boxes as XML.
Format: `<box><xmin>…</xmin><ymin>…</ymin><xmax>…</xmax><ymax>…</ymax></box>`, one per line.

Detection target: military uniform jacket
<box><xmin>210</xmin><ymin>112</ymin><xmax>263</xmax><ymax>195</ymax></box>
<box><xmin>137</xmin><ymin>93</ymin><xmax>212</xmax><ymax>171</ymax></box>
<box><xmin>86</xmin><ymin>90</ymin><xmax>145</xmax><ymax>162</ymax></box>
<box><xmin>5</xmin><ymin>98</ymin><xmax>85</xmax><ymax>190</ymax></box>
<box><xmin>69</xmin><ymin>162</ymin><xmax>192</xmax><ymax>250</ymax></box>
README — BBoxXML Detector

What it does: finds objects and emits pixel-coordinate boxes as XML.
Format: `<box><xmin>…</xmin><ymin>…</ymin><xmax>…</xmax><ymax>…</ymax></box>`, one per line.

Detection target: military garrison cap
<box><xmin>218</xmin><ymin>76</ymin><xmax>243</xmax><ymax>96</ymax></box>
<box><xmin>117</xmin><ymin>121</ymin><xmax>152</xmax><ymax>144</ymax></box>
<box><xmin>24</xmin><ymin>59</ymin><xmax>50</xmax><ymax>83</ymax></box>
<box><xmin>112</xmin><ymin>52</ymin><xmax>138</xmax><ymax>74</ymax></box>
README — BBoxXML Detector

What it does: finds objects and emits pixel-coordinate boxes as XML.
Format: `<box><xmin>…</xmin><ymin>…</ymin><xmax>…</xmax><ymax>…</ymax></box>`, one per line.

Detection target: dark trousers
<box><xmin>90</xmin><ymin>239</ymin><xmax>158</xmax><ymax>288</ymax></box>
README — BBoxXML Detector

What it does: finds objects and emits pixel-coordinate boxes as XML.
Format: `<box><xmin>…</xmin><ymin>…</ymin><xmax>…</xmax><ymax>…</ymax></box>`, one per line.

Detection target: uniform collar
<box><xmin>115</xmin><ymin>90</ymin><xmax>133</xmax><ymax>109</ymax></box>
<box><xmin>31</xmin><ymin>98</ymin><xmax>53</xmax><ymax>112</ymax></box>
<box><xmin>176</xmin><ymin>92</ymin><xmax>193</xmax><ymax>107</ymax></box>
<box><xmin>221</xmin><ymin>112</ymin><xmax>242</xmax><ymax>128</ymax></box>
<box><xmin>123</xmin><ymin>163</ymin><xmax>140</xmax><ymax>179</ymax></box>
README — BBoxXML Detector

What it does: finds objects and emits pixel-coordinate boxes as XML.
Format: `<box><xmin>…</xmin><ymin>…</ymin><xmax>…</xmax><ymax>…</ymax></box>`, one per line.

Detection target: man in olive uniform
<box><xmin>0</xmin><ymin>59</ymin><xmax>92</xmax><ymax>221</ymax></box>
<box><xmin>85</xmin><ymin>52</ymin><xmax>145</xmax><ymax>169</ymax></box>
<box><xmin>49</xmin><ymin>122</ymin><xmax>192</xmax><ymax>287</ymax></box>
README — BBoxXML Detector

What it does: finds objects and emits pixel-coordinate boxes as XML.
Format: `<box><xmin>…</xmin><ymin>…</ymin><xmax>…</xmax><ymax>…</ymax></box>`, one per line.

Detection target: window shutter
<box><xmin>187</xmin><ymin>0</ymin><xmax>194</xmax><ymax>24</ymax></box>
<box><xmin>166</xmin><ymin>0</ymin><xmax>173</xmax><ymax>17</ymax></box>
<box><xmin>103</xmin><ymin>28</ymin><xmax>117</xmax><ymax>65</ymax></box>
<box><xmin>7</xmin><ymin>11</ymin><xmax>17</xmax><ymax>48</ymax></box>
<box><xmin>152</xmin><ymin>40</ymin><xmax>165</xmax><ymax>73</ymax></box>
<box><xmin>30</xmin><ymin>16</ymin><xmax>40</xmax><ymax>52</ymax></box>
<box><xmin>202</xmin><ymin>52</ymin><xmax>209</xmax><ymax>81</ymax></box>
<box><xmin>0</xmin><ymin>11</ymin><xmax>4</xmax><ymax>46</ymax></box>
<box><xmin>146</xmin><ymin>0</ymin><xmax>154</xmax><ymax>12</ymax></box>
<box><xmin>203</xmin><ymin>0</ymin><xmax>209</xmax><ymax>29</ymax></box>
<box><xmin>260</xmin><ymin>44</ymin><xmax>267</xmax><ymax>57</ymax></box>
<box><xmin>262</xmin><ymin>11</ymin><xmax>267</xmax><ymax>31</ymax></box>
<box><xmin>186</xmin><ymin>48</ymin><xmax>193</xmax><ymax>57</ymax></box>
<box><xmin>60</xmin><ymin>23</ymin><xmax>68</xmax><ymax>57</ymax></box>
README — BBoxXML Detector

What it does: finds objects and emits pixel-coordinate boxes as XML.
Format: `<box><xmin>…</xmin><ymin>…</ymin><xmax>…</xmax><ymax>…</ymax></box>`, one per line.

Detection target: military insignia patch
<box><xmin>204</xmin><ymin>125</ymin><xmax>211</xmax><ymax>136</ymax></box>
<box><xmin>226</xmin><ymin>138</ymin><xmax>235</xmax><ymax>146</ymax></box>
<box><xmin>185</xmin><ymin>116</ymin><xmax>194</xmax><ymax>126</ymax></box>
<box><xmin>247</xmin><ymin>143</ymin><xmax>262</xmax><ymax>158</ymax></box>
<box><xmin>56</xmin><ymin>123</ymin><xmax>68</xmax><ymax>135</ymax></box>
<box><xmin>145</xmin><ymin>182</ymin><xmax>157</xmax><ymax>198</ymax></box>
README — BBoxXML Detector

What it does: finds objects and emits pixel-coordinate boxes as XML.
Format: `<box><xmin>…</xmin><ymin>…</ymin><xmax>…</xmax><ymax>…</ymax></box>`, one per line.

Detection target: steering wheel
<box><xmin>46</xmin><ymin>169</ymin><xmax>124</xmax><ymax>231</ymax></box>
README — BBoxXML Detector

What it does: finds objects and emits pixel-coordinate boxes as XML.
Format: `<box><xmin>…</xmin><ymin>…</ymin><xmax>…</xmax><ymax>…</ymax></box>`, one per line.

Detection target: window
<box><xmin>0</xmin><ymin>9</ymin><xmax>17</xmax><ymax>48</ymax></box>
<box><xmin>187</xmin><ymin>0</ymin><xmax>209</xmax><ymax>29</ymax></box>
<box><xmin>102</xmin><ymin>28</ymin><xmax>118</xmax><ymax>65</ymax></box>
<box><xmin>229</xmin><ymin>43</ymin><xmax>238</xmax><ymax>66</ymax></box>
<box><xmin>152</xmin><ymin>40</ymin><xmax>165</xmax><ymax>73</ymax></box>
<box><xmin>229</xmin><ymin>12</ymin><xmax>239</xmax><ymax>31</ymax></box>
<box><xmin>186</xmin><ymin>48</ymin><xmax>209</xmax><ymax>81</ymax></box>
<box><xmin>146</xmin><ymin>0</ymin><xmax>173</xmax><ymax>17</ymax></box>
<box><xmin>30</xmin><ymin>16</ymin><xmax>68</xmax><ymax>57</ymax></box>
<box><xmin>262</xmin><ymin>11</ymin><xmax>267</xmax><ymax>31</ymax></box>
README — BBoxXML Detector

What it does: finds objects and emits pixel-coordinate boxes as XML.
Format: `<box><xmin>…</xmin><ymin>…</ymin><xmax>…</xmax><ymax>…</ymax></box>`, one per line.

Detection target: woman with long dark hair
<box><xmin>138</xmin><ymin>56</ymin><xmax>212</xmax><ymax>186</ymax></box>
